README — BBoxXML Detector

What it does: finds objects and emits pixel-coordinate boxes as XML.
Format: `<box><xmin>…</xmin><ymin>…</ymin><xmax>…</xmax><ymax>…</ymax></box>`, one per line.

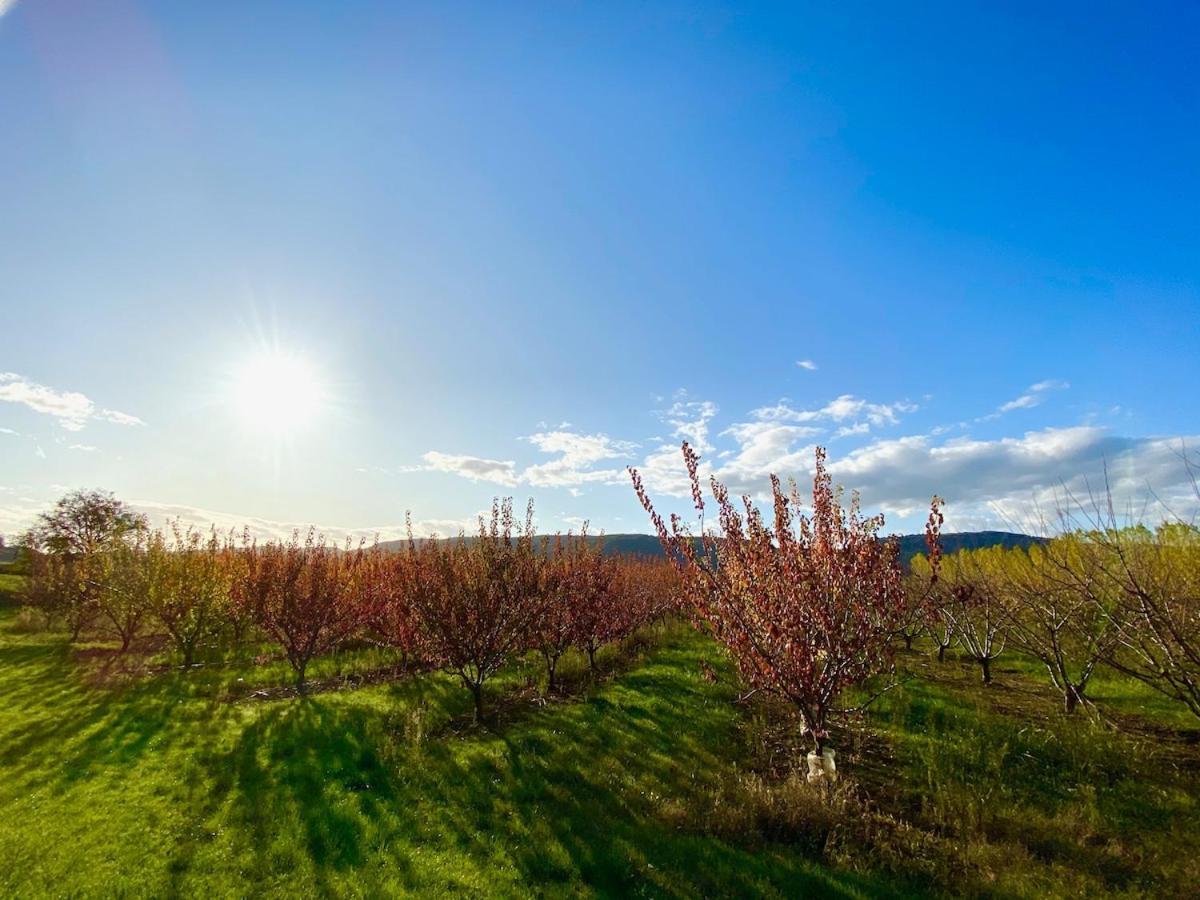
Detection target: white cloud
<box><xmin>420</xmin><ymin>393</ymin><xmax>916</xmax><ymax>498</ymax></box>
<box><xmin>0</xmin><ymin>1</ymin><xmax>18</xmax><ymax>18</ymax></box>
<box><xmin>998</xmin><ymin>394</ymin><xmax>1039</xmax><ymax>413</ymax></box>
<box><xmin>0</xmin><ymin>373</ymin><xmax>144</xmax><ymax>431</ymax></box>
<box><xmin>659</xmin><ymin>399</ymin><xmax>719</xmax><ymax>453</ymax></box>
<box><xmin>714</xmin><ymin>420</ymin><xmax>822</xmax><ymax>491</ymax></box>
<box><xmin>96</xmin><ymin>408</ymin><xmax>145</xmax><ymax>426</ymax></box>
<box><xmin>979</xmin><ymin>379</ymin><xmax>1069</xmax><ymax>421</ymax></box>
<box><xmin>5</xmin><ymin>492</ymin><xmax>487</xmax><ymax>544</ymax></box>
<box><xmin>422</xmin><ymin>451</ymin><xmax>518</xmax><ymax>486</ymax></box>
<box><xmin>750</xmin><ymin>394</ymin><xmax>916</xmax><ymax>429</ymax></box>
<box><xmin>835</xmin><ymin>422</ymin><xmax>870</xmax><ymax>438</ymax></box>
<box><xmin>130</xmin><ymin>500</ymin><xmax>478</xmax><ymax>543</ymax></box>
<box><xmin>521</xmin><ymin>430</ymin><xmax>637</xmax><ymax>487</ymax></box>
<box><xmin>0</xmin><ymin>495</ymin><xmax>46</xmax><ymax>540</ymax></box>
<box><xmin>824</xmin><ymin>427</ymin><xmax>1199</xmax><ymax>529</ymax></box>
<box><xmin>67</xmin><ymin>444</ymin><xmax>98</xmax><ymax>453</ymax></box>
<box><xmin>414</xmin><ymin>430</ymin><xmax>638</xmax><ymax>490</ymax></box>
<box><xmin>400</xmin><ymin>383</ymin><xmax>1196</xmax><ymax>535</ymax></box>
<box><xmin>627</xmin><ymin>396</ymin><xmax>1199</xmax><ymax>532</ymax></box>
<box><xmin>796</xmin><ymin>359</ymin><xmax>818</xmax><ymax>371</ymax></box>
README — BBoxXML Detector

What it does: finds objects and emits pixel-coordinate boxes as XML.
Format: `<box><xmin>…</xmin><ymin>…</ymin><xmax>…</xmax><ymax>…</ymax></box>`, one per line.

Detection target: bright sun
<box><xmin>230</xmin><ymin>350</ymin><xmax>325</xmax><ymax>434</ymax></box>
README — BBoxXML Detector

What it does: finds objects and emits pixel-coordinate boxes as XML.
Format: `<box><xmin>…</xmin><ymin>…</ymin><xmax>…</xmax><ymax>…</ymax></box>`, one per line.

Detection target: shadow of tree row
<box><xmin>164</xmin><ymin>646</ymin><xmax>901</xmax><ymax>897</ymax></box>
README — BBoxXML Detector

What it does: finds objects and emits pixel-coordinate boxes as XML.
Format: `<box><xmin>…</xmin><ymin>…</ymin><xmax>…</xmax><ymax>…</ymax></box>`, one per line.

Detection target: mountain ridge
<box><xmin>377</xmin><ymin>530</ymin><xmax>1045</xmax><ymax>564</ymax></box>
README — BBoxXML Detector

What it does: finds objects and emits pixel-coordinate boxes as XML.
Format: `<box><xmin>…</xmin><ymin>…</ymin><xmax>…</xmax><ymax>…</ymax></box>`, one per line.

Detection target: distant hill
<box><xmin>893</xmin><ymin>531</ymin><xmax>1046</xmax><ymax>566</ymax></box>
<box><xmin>600</xmin><ymin>531</ymin><xmax>1046</xmax><ymax>565</ymax></box>
<box><xmin>379</xmin><ymin>531</ymin><xmax>1045</xmax><ymax>566</ymax></box>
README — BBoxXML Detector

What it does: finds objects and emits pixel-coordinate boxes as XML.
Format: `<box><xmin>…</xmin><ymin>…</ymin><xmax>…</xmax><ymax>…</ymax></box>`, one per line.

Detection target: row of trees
<box><xmin>21</xmin><ymin>492</ymin><xmax>678</xmax><ymax>719</ymax></box>
<box><xmin>906</xmin><ymin>520</ymin><xmax>1200</xmax><ymax>718</ymax></box>
<box><xmin>23</xmin><ymin>448</ymin><xmax>1198</xmax><ymax>764</ymax></box>
<box><xmin>633</xmin><ymin>443</ymin><xmax>1200</xmax><ymax>765</ymax></box>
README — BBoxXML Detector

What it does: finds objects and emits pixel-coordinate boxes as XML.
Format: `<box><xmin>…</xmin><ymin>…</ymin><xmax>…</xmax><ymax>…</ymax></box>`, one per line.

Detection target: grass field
<box><xmin>1</xmin><ymin>591</ymin><xmax>1198</xmax><ymax>898</ymax></box>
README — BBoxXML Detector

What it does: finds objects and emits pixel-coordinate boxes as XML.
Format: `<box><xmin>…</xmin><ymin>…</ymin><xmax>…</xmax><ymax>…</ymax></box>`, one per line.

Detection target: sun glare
<box><xmin>230</xmin><ymin>350</ymin><xmax>325</xmax><ymax>434</ymax></box>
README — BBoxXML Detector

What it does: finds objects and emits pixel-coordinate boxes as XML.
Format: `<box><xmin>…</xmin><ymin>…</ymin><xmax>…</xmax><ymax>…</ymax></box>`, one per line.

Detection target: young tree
<box><xmin>931</xmin><ymin>548</ymin><xmax>1009</xmax><ymax>684</ymax></box>
<box><xmin>908</xmin><ymin>555</ymin><xmax>955</xmax><ymax>662</ymax></box>
<box><xmin>409</xmin><ymin>499</ymin><xmax>544</xmax><ymax>722</ymax></box>
<box><xmin>896</xmin><ymin>572</ymin><xmax>931</xmax><ymax>652</ymax></box>
<box><xmin>94</xmin><ymin>529</ymin><xmax>163</xmax><ymax>653</ymax></box>
<box><xmin>1000</xmin><ymin>538</ymin><xmax>1114</xmax><ymax>713</ymax></box>
<box><xmin>153</xmin><ymin>525</ymin><xmax>230</xmax><ymax>668</ymax></box>
<box><xmin>22</xmin><ymin>550</ymin><xmax>99</xmax><ymax>639</ymax></box>
<box><xmin>928</xmin><ymin>609</ymin><xmax>956</xmax><ymax>664</ymax></box>
<box><xmin>251</xmin><ymin>530</ymin><xmax>369</xmax><ymax>692</ymax></box>
<box><xmin>612</xmin><ymin>556</ymin><xmax>679</xmax><ymax>637</ymax></box>
<box><xmin>219</xmin><ymin>532</ymin><xmax>258</xmax><ymax>653</ymax></box>
<box><xmin>632</xmin><ymin>443</ymin><xmax>942</xmax><ymax>755</ymax></box>
<box><xmin>565</xmin><ymin>535</ymin><xmax>620</xmax><ymax>674</ymax></box>
<box><xmin>534</xmin><ymin>533</ymin><xmax>579</xmax><ymax>694</ymax></box>
<box><xmin>1033</xmin><ymin>460</ymin><xmax>1200</xmax><ymax>719</ymax></box>
<box><xmin>357</xmin><ymin>540</ymin><xmax>422</xmax><ymax>669</ymax></box>
<box><xmin>1081</xmin><ymin>522</ymin><xmax>1200</xmax><ymax>718</ymax></box>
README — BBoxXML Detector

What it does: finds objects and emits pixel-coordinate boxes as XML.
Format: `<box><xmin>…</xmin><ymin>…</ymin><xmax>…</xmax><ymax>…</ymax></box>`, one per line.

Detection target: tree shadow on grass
<box><xmin>0</xmin><ymin>632</ymin><xmax>226</xmax><ymax>794</ymax></box>
<box><xmin>169</xmin><ymin>637</ymin><xmax>910</xmax><ymax>897</ymax></box>
<box><xmin>2</xmin><ymin>615</ymin><xmax>918</xmax><ymax>896</ymax></box>
<box><xmin>177</xmin><ymin>697</ymin><xmax>423</xmax><ymax>893</ymax></box>
<box><xmin>392</xmin><ymin>646</ymin><xmax>909</xmax><ymax>896</ymax></box>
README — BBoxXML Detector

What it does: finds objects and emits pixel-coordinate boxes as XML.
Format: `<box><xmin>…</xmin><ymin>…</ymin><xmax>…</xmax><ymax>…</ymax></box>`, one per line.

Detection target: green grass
<box><xmin>0</xmin><ymin>573</ymin><xmax>24</xmax><ymax>602</ymax></box>
<box><xmin>1</xmin><ymin>608</ymin><xmax>1198</xmax><ymax>898</ymax></box>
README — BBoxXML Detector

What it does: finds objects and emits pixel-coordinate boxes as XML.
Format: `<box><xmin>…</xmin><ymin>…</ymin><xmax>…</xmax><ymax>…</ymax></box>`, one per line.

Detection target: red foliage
<box><xmin>407</xmin><ymin>499</ymin><xmax>545</xmax><ymax>721</ymax></box>
<box><xmin>357</xmin><ymin>536</ymin><xmax>422</xmax><ymax>665</ymax></box>
<box><xmin>632</xmin><ymin>443</ymin><xmax>942</xmax><ymax>751</ymax></box>
<box><xmin>238</xmin><ymin>530</ymin><xmax>370</xmax><ymax>691</ymax></box>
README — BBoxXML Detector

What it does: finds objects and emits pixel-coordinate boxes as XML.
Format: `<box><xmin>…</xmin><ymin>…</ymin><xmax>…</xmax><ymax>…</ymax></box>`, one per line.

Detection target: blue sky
<box><xmin>2</xmin><ymin>1</ymin><xmax>1197</xmax><ymax>540</ymax></box>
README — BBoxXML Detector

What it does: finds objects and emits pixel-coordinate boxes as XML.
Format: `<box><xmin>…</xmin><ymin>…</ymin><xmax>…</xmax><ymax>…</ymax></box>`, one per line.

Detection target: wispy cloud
<box><xmin>413</xmin><ymin>430</ymin><xmax>638</xmax><ymax>489</ymax></box>
<box><xmin>751</xmin><ymin>394</ymin><xmax>916</xmax><ymax>429</ymax></box>
<box><xmin>796</xmin><ymin>359</ymin><xmax>818</xmax><ymax>371</ymax></box>
<box><xmin>126</xmin><ymin>500</ymin><xmax>481</xmax><ymax>543</ymax></box>
<box><xmin>0</xmin><ymin>373</ymin><xmax>144</xmax><ymax>431</ymax></box>
<box><xmin>978</xmin><ymin>379</ymin><xmax>1070</xmax><ymax>422</ymax></box>
<box><xmin>413</xmin><ymin>392</ymin><xmax>917</xmax><ymax>495</ymax></box>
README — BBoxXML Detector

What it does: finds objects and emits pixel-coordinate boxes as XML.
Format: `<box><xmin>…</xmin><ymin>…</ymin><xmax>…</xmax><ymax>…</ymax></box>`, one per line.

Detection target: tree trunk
<box><xmin>587</xmin><ymin>645</ymin><xmax>597</xmax><ymax>672</ymax></box>
<box><xmin>470</xmin><ymin>682</ymin><xmax>484</xmax><ymax>723</ymax></box>
<box><xmin>296</xmin><ymin>659</ymin><xmax>308</xmax><ymax>694</ymax></box>
<box><xmin>545</xmin><ymin>654</ymin><xmax>558</xmax><ymax>695</ymax></box>
<box><xmin>1064</xmin><ymin>684</ymin><xmax>1084</xmax><ymax>714</ymax></box>
<box><xmin>119</xmin><ymin>632</ymin><xmax>131</xmax><ymax>653</ymax></box>
<box><xmin>903</xmin><ymin>634</ymin><xmax>913</xmax><ymax>651</ymax></box>
<box><xmin>805</xmin><ymin>707</ymin><xmax>826</xmax><ymax>755</ymax></box>
<box><xmin>937</xmin><ymin>642</ymin><xmax>947</xmax><ymax>663</ymax></box>
<box><xmin>980</xmin><ymin>655</ymin><xmax>992</xmax><ymax>684</ymax></box>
